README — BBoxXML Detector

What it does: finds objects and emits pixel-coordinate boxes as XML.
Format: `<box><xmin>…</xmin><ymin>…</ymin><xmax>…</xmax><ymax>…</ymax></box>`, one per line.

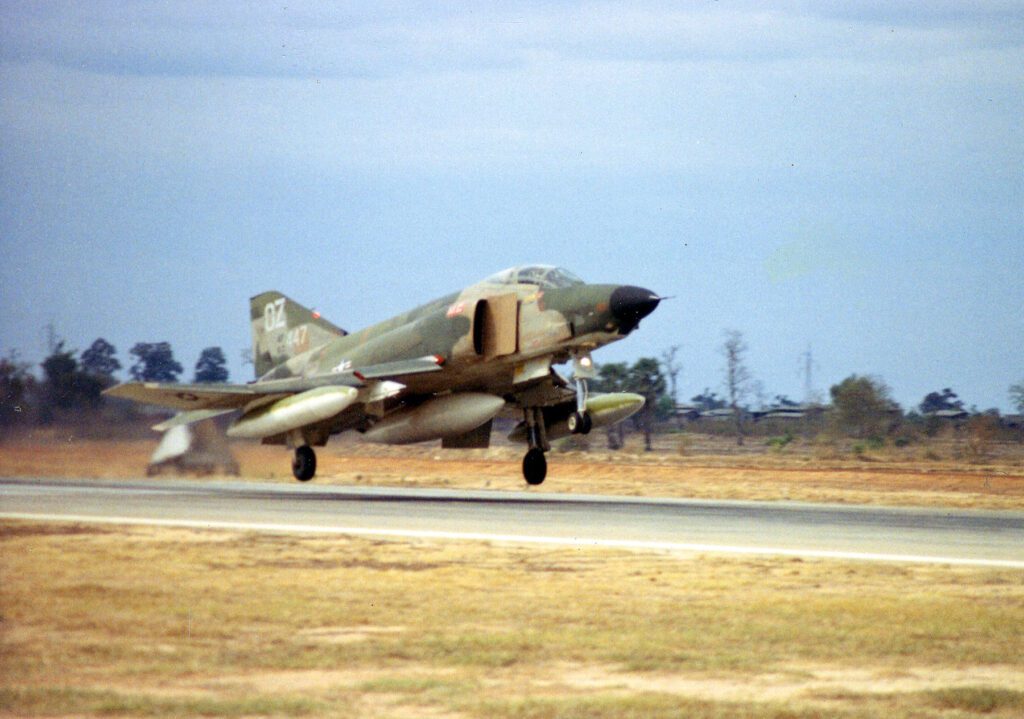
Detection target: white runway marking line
<box><xmin>2</xmin><ymin>512</ymin><xmax>1023</xmax><ymax>569</ymax></box>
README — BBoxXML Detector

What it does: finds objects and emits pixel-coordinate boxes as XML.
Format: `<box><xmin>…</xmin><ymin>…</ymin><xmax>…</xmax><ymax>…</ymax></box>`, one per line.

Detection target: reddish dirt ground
<box><xmin>2</xmin><ymin>430</ymin><xmax>1022</xmax><ymax>509</ymax></box>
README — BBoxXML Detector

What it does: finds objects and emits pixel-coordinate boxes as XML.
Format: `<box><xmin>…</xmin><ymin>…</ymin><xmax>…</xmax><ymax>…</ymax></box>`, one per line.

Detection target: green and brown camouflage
<box><xmin>251</xmin><ymin>269</ymin><xmax>652</xmax><ymax>389</ymax></box>
<box><xmin>107</xmin><ymin>265</ymin><xmax>660</xmax><ymax>484</ymax></box>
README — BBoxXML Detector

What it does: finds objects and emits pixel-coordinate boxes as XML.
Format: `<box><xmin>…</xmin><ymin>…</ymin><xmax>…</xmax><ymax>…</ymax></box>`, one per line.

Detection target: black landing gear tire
<box><xmin>292</xmin><ymin>445</ymin><xmax>317</xmax><ymax>482</ymax></box>
<box><xmin>567</xmin><ymin>410</ymin><xmax>593</xmax><ymax>435</ymax></box>
<box><xmin>522</xmin><ymin>447</ymin><xmax>547</xmax><ymax>486</ymax></box>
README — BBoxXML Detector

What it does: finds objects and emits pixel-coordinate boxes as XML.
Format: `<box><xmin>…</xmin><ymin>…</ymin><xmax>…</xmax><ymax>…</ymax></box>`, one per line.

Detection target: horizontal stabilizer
<box><xmin>353</xmin><ymin>355</ymin><xmax>445</xmax><ymax>381</ymax></box>
<box><xmin>251</xmin><ymin>356</ymin><xmax>442</xmax><ymax>394</ymax></box>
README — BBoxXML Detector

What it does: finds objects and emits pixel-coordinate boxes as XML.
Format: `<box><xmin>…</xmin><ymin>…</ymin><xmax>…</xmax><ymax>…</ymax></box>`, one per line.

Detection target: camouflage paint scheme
<box><xmin>106</xmin><ymin>265</ymin><xmax>660</xmax><ymax>483</ymax></box>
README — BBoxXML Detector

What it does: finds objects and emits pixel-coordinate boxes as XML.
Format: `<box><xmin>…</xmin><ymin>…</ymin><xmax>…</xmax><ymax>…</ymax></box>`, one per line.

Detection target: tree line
<box><xmin>593</xmin><ymin>329</ymin><xmax>1024</xmax><ymax>450</ymax></box>
<box><xmin>3</xmin><ymin>329</ymin><xmax>1022</xmax><ymax>447</ymax></box>
<box><xmin>0</xmin><ymin>338</ymin><xmax>228</xmax><ymax>429</ymax></box>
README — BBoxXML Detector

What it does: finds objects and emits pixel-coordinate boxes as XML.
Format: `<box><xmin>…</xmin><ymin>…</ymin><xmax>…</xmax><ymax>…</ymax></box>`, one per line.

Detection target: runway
<box><xmin>2</xmin><ymin>477</ymin><xmax>1023</xmax><ymax>568</ymax></box>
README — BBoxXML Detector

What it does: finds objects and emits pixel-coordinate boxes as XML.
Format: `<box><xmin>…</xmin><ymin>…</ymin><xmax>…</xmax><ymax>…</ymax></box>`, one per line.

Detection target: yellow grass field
<box><xmin>2</xmin><ymin>522</ymin><xmax>1024</xmax><ymax>718</ymax></box>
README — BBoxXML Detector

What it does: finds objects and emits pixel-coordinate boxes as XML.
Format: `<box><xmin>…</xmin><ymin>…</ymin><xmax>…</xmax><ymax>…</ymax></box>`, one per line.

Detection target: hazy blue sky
<box><xmin>2</xmin><ymin>1</ymin><xmax>1021</xmax><ymax>411</ymax></box>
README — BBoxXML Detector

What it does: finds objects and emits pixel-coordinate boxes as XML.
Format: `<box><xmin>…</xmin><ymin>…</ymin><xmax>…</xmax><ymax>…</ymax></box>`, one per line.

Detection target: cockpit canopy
<box><xmin>484</xmin><ymin>265</ymin><xmax>585</xmax><ymax>289</ymax></box>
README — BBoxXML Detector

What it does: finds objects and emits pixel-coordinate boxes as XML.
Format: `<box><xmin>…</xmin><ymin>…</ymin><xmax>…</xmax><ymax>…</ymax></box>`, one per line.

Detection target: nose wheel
<box><xmin>292</xmin><ymin>445</ymin><xmax>317</xmax><ymax>482</ymax></box>
<box><xmin>567</xmin><ymin>410</ymin><xmax>592</xmax><ymax>435</ymax></box>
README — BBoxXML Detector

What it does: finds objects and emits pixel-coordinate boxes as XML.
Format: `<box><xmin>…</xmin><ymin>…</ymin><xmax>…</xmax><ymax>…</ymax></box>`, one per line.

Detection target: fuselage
<box><xmin>256</xmin><ymin>270</ymin><xmax>658</xmax><ymax>398</ymax></box>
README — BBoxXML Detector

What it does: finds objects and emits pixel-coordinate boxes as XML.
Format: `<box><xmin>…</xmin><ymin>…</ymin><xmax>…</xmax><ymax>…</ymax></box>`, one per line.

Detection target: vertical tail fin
<box><xmin>250</xmin><ymin>291</ymin><xmax>347</xmax><ymax>379</ymax></box>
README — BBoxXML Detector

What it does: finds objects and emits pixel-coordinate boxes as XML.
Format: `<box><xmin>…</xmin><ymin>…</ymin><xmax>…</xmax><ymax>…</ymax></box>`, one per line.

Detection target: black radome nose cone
<box><xmin>610</xmin><ymin>285</ymin><xmax>660</xmax><ymax>331</ymax></box>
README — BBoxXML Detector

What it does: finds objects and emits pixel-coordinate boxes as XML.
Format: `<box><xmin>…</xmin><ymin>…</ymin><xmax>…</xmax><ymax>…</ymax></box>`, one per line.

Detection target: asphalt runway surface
<box><xmin>2</xmin><ymin>477</ymin><xmax>1023</xmax><ymax>568</ymax></box>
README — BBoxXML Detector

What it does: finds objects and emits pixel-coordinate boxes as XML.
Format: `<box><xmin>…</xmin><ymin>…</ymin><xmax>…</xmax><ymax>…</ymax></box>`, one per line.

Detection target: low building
<box><xmin>672</xmin><ymin>403</ymin><xmax>702</xmax><ymax>422</ymax></box>
<box><xmin>699</xmin><ymin>408</ymin><xmax>743</xmax><ymax>422</ymax></box>
<box><xmin>923</xmin><ymin>409</ymin><xmax>970</xmax><ymax>423</ymax></box>
<box><xmin>751</xmin><ymin>404</ymin><xmax>824</xmax><ymax>422</ymax></box>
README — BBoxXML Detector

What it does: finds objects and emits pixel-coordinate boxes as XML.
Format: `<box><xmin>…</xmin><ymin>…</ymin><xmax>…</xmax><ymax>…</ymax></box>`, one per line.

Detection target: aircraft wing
<box><xmin>103</xmin><ymin>355</ymin><xmax>446</xmax><ymax>412</ymax></box>
<box><xmin>103</xmin><ymin>381</ymin><xmax>264</xmax><ymax>411</ymax></box>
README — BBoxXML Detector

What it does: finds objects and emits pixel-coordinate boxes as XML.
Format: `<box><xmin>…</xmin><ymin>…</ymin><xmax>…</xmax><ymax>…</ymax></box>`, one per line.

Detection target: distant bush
<box><xmin>676</xmin><ymin>434</ymin><xmax>692</xmax><ymax>456</ymax></box>
<box><xmin>765</xmin><ymin>432</ymin><xmax>795</xmax><ymax>451</ymax></box>
<box><xmin>851</xmin><ymin>436</ymin><xmax>885</xmax><ymax>458</ymax></box>
<box><xmin>962</xmin><ymin>415</ymin><xmax>999</xmax><ymax>463</ymax></box>
<box><xmin>830</xmin><ymin>375</ymin><xmax>897</xmax><ymax>439</ymax></box>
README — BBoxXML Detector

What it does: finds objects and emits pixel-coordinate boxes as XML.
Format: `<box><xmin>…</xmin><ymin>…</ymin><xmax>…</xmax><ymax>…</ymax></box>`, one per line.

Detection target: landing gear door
<box><xmin>474</xmin><ymin>294</ymin><xmax>519</xmax><ymax>359</ymax></box>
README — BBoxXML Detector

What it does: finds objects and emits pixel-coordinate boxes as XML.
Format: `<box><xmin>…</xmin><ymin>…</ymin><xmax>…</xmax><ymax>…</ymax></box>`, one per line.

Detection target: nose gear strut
<box><xmin>568</xmin><ymin>352</ymin><xmax>594</xmax><ymax>435</ymax></box>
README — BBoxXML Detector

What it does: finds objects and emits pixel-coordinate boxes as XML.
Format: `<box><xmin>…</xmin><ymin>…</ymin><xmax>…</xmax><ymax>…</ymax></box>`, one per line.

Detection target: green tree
<box><xmin>80</xmin><ymin>338</ymin><xmax>121</xmax><ymax>384</ymax></box>
<box><xmin>919</xmin><ymin>388</ymin><xmax>963</xmax><ymax>414</ymax></box>
<box><xmin>1010</xmin><ymin>381</ymin><xmax>1024</xmax><ymax>414</ymax></box>
<box><xmin>594</xmin><ymin>362</ymin><xmax>630</xmax><ymax>449</ymax></box>
<box><xmin>593</xmin><ymin>362</ymin><xmax>629</xmax><ymax>393</ymax></box>
<box><xmin>691</xmin><ymin>389</ymin><xmax>725</xmax><ymax>411</ymax></box>
<box><xmin>0</xmin><ymin>351</ymin><xmax>35</xmax><ymax>428</ymax></box>
<box><xmin>660</xmin><ymin>345</ymin><xmax>682</xmax><ymax>428</ymax></box>
<box><xmin>830</xmin><ymin>374</ymin><xmax>897</xmax><ymax>439</ymax></box>
<box><xmin>129</xmin><ymin>342</ymin><xmax>182</xmax><ymax>382</ymax></box>
<box><xmin>40</xmin><ymin>342</ymin><xmax>104</xmax><ymax>419</ymax></box>
<box><xmin>194</xmin><ymin>346</ymin><xmax>229</xmax><ymax>383</ymax></box>
<box><xmin>627</xmin><ymin>357</ymin><xmax>666</xmax><ymax>452</ymax></box>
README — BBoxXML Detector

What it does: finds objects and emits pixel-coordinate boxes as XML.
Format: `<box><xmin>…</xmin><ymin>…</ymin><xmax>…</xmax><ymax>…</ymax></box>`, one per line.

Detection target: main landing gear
<box><xmin>523</xmin><ymin>447</ymin><xmax>546</xmax><ymax>486</ymax></box>
<box><xmin>522</xmin><ymin>407</ymin><xmax>549</xmax><ymax>485</ymax></box>
<box><xmin>292</xmin><ymin>445</ymin><xmax>317</xmax><ymax>482</ymax></box>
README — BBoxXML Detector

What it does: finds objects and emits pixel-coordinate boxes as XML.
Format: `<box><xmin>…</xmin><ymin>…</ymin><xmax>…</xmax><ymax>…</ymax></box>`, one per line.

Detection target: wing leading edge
<box><xmin>103</xmin><ymin>355</ymin><xmax>446</xmax><ymax>413</ymax></box>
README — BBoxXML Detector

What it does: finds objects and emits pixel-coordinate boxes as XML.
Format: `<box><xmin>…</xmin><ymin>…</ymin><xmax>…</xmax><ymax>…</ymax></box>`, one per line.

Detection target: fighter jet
<box><xmin>105</xmin><ymin>265</ymin><xmax>660</xmax><ymax>485</ymax></box>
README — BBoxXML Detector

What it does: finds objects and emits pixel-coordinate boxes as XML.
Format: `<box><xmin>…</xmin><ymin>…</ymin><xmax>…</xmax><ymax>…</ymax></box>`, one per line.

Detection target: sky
<box><xmin>1</xmin><ymin>1</ymin><xmax>1022</xmax><ymax>412</ymax></box>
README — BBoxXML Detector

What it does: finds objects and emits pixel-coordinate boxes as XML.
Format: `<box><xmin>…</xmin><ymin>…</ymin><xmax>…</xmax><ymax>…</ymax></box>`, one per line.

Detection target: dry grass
<box><xmin>2</xmin><ymin>521</ymin><xmax>1024</xmax><ymax>718</ymax></box>
<box><xmin>2</xmin><ymin>433</ymin><xmax>1023</xmax><ymax>509</ymax></box>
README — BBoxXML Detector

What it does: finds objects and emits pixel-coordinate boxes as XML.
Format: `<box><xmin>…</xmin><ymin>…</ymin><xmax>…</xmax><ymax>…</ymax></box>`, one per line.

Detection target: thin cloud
<box><xmin>3</xmin><ymin>2</ymin><xmax>1021</xmax><ymax>81</ymax></box>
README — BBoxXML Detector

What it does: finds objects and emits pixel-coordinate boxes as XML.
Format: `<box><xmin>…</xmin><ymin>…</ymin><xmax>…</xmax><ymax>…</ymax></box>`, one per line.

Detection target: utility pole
<box><xmin>798</xmin><ymin>344</ymin><xmax>820</xmax><ymax>437</ymax></box>
<box><xmin>799</xmin><ymin>344</ymin><xmax>817</xmax><ymax>405</ymax></box>
<box><xmin>661</xmin><ymin>345</ymin><xmax>682</xmax><ymax>429</ymax></box>
<box><xmin>44</xmin><ymin>323</ymin><xmax>59</xmax><ymax>353</ymax></box>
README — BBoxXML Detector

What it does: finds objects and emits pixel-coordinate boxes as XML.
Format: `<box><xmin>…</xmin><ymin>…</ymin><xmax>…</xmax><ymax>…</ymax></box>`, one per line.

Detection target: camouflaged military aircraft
<box><xmin>105</xmin><ymin>265</ymin><xmax>661</xmax><ymax>485</ymax></box>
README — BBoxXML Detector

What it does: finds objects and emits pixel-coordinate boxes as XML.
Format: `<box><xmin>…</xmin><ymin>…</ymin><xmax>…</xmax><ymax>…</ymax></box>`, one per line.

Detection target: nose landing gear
<box><xmin>567</xmin><ymin>410</ymin><xmax>592</xmax><ymax>435</ymax></box>
<box><xmin>569</xmin><ymin>352</ymin><xmax>594</xmax><ymax>436</ymax></box>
